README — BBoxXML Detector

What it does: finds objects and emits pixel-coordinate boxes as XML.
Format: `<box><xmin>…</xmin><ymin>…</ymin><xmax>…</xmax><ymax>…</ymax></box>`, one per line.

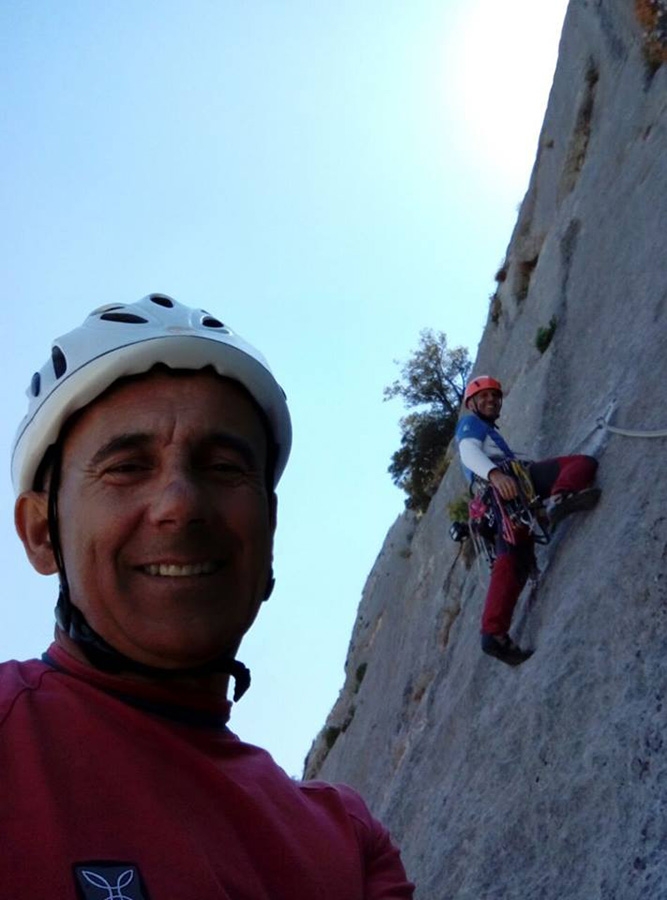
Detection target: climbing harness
<box><xmin>450</xmin><ymin>460</ymin><xmax>550</xmax><ymax>579</ymax></box>
<box><xmin>491</xmin><ymin>460</ymin><xmax>550</xmax><ymax>547</ymax></box>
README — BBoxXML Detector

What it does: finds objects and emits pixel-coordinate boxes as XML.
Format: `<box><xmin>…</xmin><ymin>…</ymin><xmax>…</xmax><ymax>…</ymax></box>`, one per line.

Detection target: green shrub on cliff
<box><xmin>384</xmin><ymin>329</ymin><xmax>471</xmax><ymax>513</ymax></box>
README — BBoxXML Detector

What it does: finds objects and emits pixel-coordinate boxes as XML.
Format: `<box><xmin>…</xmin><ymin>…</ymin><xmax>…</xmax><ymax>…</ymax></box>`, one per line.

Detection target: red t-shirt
<box><xmin>0</xmin><ymin>643</ymin><xmax>414</xmax><ymax>899</ymax></box>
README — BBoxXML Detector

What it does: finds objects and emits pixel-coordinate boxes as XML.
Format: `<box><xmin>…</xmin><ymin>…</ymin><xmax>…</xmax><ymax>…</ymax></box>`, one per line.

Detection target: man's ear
<box><xmin>14</xmin><ymin>491</ymin><xmax>58</xmax><ymax>575</ymax></box>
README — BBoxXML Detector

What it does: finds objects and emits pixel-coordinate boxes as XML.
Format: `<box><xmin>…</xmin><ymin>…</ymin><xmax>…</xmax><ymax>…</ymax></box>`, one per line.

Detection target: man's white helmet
<box><xmin>12</xmin><ymin>293</ymin><xmax>292</xmax><ymax>494</ymax></box>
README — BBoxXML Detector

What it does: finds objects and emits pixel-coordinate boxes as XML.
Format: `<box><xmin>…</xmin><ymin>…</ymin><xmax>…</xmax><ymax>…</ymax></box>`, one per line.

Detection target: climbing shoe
<box><xmin>481</xmin><ymin>633</ymin><xmax>534</xmax><ymax>667</ymax></box>
<box><xmin>544</xmin><ymin>487</ymin><xmax>601</xmax><ymax>529</ymax></box>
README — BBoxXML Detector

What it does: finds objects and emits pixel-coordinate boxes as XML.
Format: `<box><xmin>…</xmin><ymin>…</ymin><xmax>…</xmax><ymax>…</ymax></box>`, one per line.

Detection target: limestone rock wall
<box><xmin>304</xmin><ymin>2</ymin><xmax>667</xmax><ymax>897</ymax></box>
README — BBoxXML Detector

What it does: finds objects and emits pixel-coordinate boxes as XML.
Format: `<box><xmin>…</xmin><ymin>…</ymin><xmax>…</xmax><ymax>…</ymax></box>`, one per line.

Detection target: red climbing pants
<box><xmin>481</xmin><ymin>454</ymin><xmax>598</xmax><ymax>636</ymax></box>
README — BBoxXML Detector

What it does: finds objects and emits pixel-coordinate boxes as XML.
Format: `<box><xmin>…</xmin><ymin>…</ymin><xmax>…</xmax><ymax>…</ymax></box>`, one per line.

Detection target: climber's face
<box><xmin>17</xmin><ymin>370</ymin><xmax>276</xmax><ymax>670</ymax></box>
<box><xmin>471</xmin><ymin>389</ymin><xmax>502</xmax><ymax>421</ymax></box>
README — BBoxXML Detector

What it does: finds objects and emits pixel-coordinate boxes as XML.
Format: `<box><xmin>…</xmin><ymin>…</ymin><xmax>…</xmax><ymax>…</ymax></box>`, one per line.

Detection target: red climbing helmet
<box><xmin>464</xmin><ymin>375</ymin><xmax>503</xmax><ymax>407</ymax></box>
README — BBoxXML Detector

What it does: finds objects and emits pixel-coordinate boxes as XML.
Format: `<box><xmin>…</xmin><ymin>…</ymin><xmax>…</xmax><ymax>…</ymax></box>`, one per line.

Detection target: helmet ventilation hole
<box><xmin>30</xmin><ymin>372</ymin><xmax>41</xmax><ymax>397</ymax></box>
<box><xmin>99</xmin><ymin>312</ymin><xmax>149</xmax><ymax>324</ymax></box>
<box><xmin>202</xmin><ymin>316</ymin><xmax>225</xmax><ymax>329</ymax></box>
<box><xmin>149</xmin><ymin>294</ymin><xmax>174</xmax><ymax>308</ymax></box>
<box><xmin>52</xmin><ymin>346</ymin><xmax>67</xmax><ymax>379</ymax></box>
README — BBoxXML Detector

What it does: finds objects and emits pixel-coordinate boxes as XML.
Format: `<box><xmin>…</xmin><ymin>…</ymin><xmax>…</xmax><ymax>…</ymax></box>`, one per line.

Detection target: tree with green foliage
<box><xmin>384</xmin><ymin>329</ymin><xmax>471</xmax><ymax>513</ymax></box>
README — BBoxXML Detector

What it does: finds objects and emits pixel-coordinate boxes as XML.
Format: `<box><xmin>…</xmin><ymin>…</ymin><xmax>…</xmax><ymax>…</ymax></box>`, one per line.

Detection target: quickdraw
<box><xmin>468</xmin><ymin>491</ymin><xmax>497</xmax><ymax>569</ymax></box>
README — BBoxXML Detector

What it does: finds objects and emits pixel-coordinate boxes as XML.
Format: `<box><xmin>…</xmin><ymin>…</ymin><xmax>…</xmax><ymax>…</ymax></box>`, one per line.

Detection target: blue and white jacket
<box><xmin>455</xmin><ymin>413</ymin><xmax>516</xmax><ymax>484</ymax></box>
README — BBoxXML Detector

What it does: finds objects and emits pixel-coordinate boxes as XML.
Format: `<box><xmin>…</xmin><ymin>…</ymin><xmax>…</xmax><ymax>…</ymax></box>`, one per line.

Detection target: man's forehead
<box><xmin>65</xmin><ymin>368</ymin><xmax>268</xmax><ymax>446</ymax></box>
<box><xmin>97</xmin><ymin>365</ymin><xmax>240</xmax><ymax>401</ymax></box>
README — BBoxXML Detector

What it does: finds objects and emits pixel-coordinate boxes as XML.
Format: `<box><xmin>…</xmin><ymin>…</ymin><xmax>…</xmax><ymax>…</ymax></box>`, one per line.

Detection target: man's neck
<box><xmin>54</xmin><ymin>628</ymin><xmax>233</xmax><ymax>699</ymax></box>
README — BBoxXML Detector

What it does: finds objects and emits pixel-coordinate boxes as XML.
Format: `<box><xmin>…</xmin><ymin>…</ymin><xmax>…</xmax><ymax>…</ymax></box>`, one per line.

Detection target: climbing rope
<box><xmin>597</xmin><ymin>417</ymin><xmax>667</xmax><ymax>438</ymax></box>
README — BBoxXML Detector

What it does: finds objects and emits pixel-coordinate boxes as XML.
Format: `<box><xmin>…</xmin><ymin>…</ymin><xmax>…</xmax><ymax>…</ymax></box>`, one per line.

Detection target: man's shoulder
<box><xmin>0</xmin><ymin>657</ymin><xmax>50</xmax><ymax>720</ymax></box>
<box><xmin>297</xmin><ymin>780</ymin><xmax>379</xmax><ymax>831</ymax></box>
<box><xmin>455</xmin><ymin>413</ymin><xmax>490</xmax><ymax>441</ymax></box>
<box><xmin>0</xmin><ymin>656</ymin><xmax>47</xmax><ymax>686</ymax></box>
<box><xmin>297</xmin><ymin>778</ymin><xmax>364</xmax><ymax>806</ymax></box>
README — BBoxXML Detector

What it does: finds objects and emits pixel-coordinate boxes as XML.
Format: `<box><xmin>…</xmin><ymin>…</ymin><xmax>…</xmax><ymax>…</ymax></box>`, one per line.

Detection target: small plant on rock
<box><xmin>636</xmin><ymin>0</ymin><xmax>667</xmax><ymax>70</ymax></box>
<box><xmin>324</xmin><ymin>725</ymin><xmax>341</xmax><ymax>750</ymax></box>
<box><xmin>354</xmin><ymin>663</ymin><xmax>367</xmax><ymax>692</ymax></box>
<box><xmin>535</xmin><ymin>316</ymin><xmax>557</xmax><ymax>354</ymax></box>
<box><xmin>447</xmin><ymin>495</ymin><xmax>470</xmax><ymax>523</ymax></box>
<box><xmin>490</xmin><ymin>292</ymin><xmax>502</xmax><ymax>325</ymax></box>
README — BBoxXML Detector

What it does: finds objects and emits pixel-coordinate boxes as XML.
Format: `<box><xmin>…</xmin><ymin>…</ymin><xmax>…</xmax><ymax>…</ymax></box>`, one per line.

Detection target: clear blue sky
<box><xmin>0</xmin><ymin>0</ymin><xmax>568</xmax><ymax>776</ymax></box>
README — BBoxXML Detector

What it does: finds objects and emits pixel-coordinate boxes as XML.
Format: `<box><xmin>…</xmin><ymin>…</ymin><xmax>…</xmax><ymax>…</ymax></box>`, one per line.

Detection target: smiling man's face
<box><xmin>470</xmin><ymin>389</ymin><xmax>502</xmax><ymax>421</ymax></box>
<box><xmin>54</xmin><ymin>369</ymin><xmax>275</xmax><ymax>669</ymax></box>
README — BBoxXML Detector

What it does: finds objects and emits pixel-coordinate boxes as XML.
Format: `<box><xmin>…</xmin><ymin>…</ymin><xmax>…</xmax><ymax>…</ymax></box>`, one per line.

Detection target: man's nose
<box><xmin>148</xmin><ymin>469</ymin><xmax>208</xmax><ymax>526</ymax></box>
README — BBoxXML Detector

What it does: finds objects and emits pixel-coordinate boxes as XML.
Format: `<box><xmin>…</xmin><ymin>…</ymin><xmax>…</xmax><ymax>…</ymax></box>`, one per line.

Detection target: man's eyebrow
<box><xmin>203</xmin><ymin>432</ymin><xmax>261</xmax><ymax>468</ymax></box>
<box><xmin>90</xmin><ymin>433</ymin><xmax>153</xmax><ymax>468</ymax></box>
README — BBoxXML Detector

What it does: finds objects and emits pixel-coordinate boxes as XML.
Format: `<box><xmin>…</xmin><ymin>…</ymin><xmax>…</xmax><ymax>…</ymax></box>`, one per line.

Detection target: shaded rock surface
<box><xmin>304</xmin><ymin>2</ymin><xmax>667</xmax><ymax>897</ymax></box>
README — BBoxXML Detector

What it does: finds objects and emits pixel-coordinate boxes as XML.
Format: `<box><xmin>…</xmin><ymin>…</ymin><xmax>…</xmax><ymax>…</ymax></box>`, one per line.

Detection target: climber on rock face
<box><xmin>455</xmin><ymin>375</ymin><xmax>600</xmax><ymax>667</ymax></box>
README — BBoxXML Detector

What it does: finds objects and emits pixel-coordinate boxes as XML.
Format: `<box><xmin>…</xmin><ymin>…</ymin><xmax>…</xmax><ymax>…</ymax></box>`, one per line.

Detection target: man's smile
<box><xmin>139</xmin><ymin>561</ymin><xmax>222</xmax><ymax>577</ymax></box>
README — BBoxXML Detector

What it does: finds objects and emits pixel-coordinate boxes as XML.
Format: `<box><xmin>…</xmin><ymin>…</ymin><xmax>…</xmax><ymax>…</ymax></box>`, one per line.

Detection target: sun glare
<box><xmin>442</xmin><ymin>0</ymin><xmax>569</xmax><ymax>192</ymax></box>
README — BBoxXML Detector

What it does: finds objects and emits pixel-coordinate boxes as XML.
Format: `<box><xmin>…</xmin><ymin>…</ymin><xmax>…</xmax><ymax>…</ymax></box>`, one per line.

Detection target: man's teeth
<box><xmin>143</xmin><ymin>562</ymin><xmax>218</xmax><ymax>577</ymax></box>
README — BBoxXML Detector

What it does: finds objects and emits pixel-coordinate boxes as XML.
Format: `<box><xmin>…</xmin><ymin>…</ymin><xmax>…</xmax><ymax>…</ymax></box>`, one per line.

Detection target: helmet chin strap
<box><xmin>53</xmin><ymin>593</ymin><xmax>251</xmax><ymax>700</ymax></box>
<box><xmin>46</xmin><ymin>443</ymin><xmax>253</xmax><ymax>702</ymax></box>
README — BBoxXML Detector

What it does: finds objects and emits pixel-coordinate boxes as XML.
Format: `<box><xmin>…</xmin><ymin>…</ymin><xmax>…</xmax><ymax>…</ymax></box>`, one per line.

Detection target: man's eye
<box><xmin>210</xmin><ymin>462</ymin><xmax>245</xmax><ymax>474</ymax></box>
<box><xmin>208</xmin><ymin>459</ymin><xmax>258</xmax><ymax>482</ymax></box>
<box><xmin>105</xmin><ymin>461</ymin><xmax>147</xmax><ymax>475</ymax></box>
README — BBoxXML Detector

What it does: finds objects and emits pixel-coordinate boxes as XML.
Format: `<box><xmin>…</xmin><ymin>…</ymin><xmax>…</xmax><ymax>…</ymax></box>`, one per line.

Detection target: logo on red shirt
<box><xmin>73</xmin><ymin>862</ymin><xmax>150</xmax><ymax>899</ymax></box>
